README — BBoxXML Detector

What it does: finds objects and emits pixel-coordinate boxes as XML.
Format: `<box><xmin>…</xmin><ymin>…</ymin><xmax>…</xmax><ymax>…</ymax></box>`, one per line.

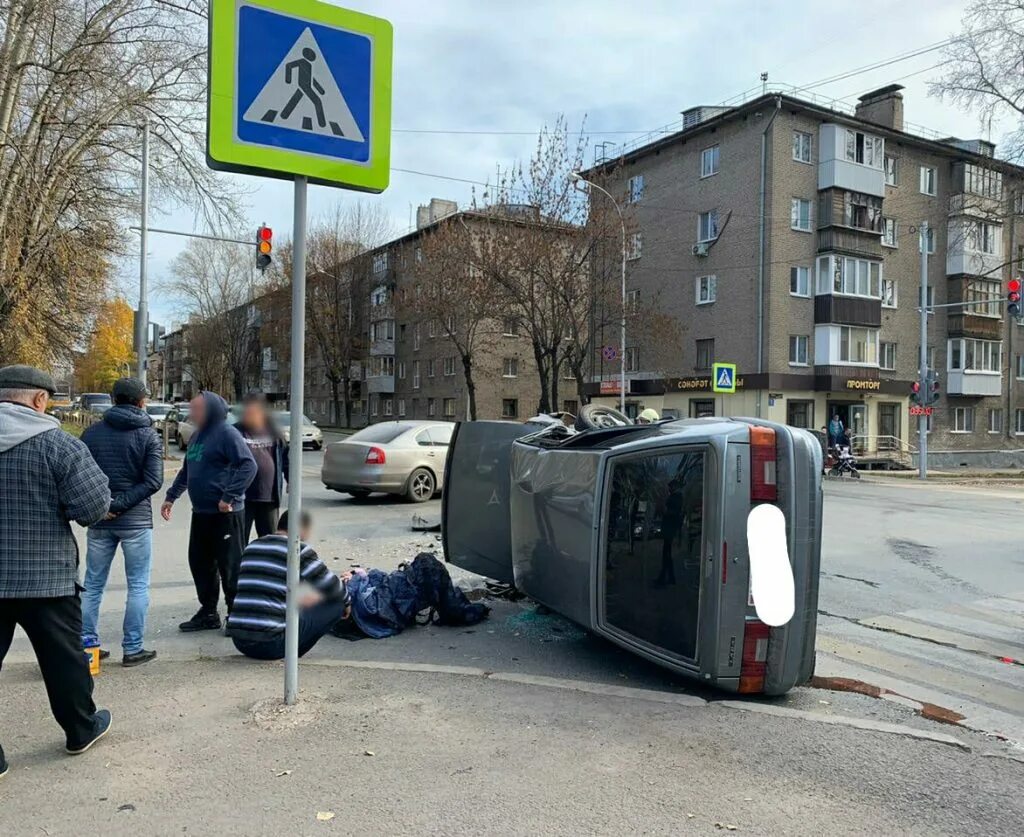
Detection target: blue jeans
<box><xmin>81</xmin><ymin>529</ymin><xmax>153</xmax><ymax>655</ymax></box>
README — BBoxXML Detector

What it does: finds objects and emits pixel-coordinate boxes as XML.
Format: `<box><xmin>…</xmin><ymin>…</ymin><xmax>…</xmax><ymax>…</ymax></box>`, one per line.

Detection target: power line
<box><xmin>791</xmin><ymin>39</ymin><xmax>956</xmax><ymax>95</ymax></box>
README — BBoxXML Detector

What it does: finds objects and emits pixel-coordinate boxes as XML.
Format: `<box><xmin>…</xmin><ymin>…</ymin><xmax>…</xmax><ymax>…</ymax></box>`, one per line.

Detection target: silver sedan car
<box><xmin>321</xmin><ymin>420</ymin><xmax>454</xmax><ymax>502</ymax></box>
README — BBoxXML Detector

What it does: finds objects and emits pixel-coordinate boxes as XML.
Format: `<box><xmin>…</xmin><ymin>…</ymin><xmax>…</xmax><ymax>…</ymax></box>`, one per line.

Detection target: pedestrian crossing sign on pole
<box><xmin>712</xmin><ymin>362</ymin><xmax>737</xmax><ymax>393</ymax></box>
<box><xmin>207</xmin><ymin>0</ymin><xmax>392</xmax><ymax>192</ymax></box>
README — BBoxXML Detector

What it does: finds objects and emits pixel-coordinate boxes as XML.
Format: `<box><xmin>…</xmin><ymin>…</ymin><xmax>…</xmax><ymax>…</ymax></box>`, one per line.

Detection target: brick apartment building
<box><xmin>584</xmin><ymin>85</ymin><xmax>1024</xmax><ymax>465</ymax></box>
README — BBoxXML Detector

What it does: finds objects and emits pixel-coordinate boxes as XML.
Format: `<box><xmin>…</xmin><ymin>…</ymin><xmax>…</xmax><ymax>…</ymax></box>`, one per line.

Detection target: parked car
<box><xmin>441</xmin><ymin>404</ymin><xmax>823</xmax><ymax>696</ymax></box>
<box><xmin>321</xmin><ymin>420</ymin><xmax>454</xmax><ymax>502</ymax></box>
<box><xmin>80</xmin><ymin>392</ymin><xmax>112</xmax><ymax>413</ymax></box>
<box><xmin>174</xmin><ymin>404</ymin><xmax>241</xmax><ymax>450</ymax></box>
<box><xmin>270</xmin><ymin>411</ymin><xmax>323</xmax><ymax>450</ymax></box>
<box><xmin>145</xmin><ymin>402</ymin><xmax>174</xmax><ymax>431</ymax></box>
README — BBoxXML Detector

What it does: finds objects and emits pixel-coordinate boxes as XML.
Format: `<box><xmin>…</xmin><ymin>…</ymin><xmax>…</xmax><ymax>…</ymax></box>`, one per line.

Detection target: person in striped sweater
<box><xmin>226</xmin><ymin>511</ymin><xmax>349</xmax><ymax>660</ymax></box>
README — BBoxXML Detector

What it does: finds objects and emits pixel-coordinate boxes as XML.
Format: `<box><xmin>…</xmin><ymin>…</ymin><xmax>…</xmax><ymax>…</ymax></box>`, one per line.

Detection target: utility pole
<box><xmin>136</xmin><ymin>120</ymin><xmax>150</xmax><ymax>382</ymax></box>
<box><xmin>918</xmin><ymin>221</ymin><xmax>929</xmax><ymax>480</ymax></box>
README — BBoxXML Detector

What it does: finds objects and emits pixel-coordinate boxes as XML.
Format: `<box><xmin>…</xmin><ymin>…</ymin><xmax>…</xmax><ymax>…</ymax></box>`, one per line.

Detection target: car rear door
<box><xmin>427</xmin><ymin>424</ymin><xmax>454</xmax><ymax>486</ymax></box>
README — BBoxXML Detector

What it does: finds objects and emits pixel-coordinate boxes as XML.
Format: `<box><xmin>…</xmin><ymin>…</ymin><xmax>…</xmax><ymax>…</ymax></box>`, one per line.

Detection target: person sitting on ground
<box><xmin>227</xmin><ymin>511</ymin><xmax>349</xmax><ymax>661</ymax></box>
<box><xmin>636</xmin><ymin>408</ymin><xmax>660</xmax><ymax>425</ymax></box>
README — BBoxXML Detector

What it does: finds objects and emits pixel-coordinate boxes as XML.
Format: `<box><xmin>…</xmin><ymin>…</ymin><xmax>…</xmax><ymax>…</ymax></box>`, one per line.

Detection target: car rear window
<box><xmin>349</xmin><ymin>424</ymin><xmax>408</xmax><ymax>444</ymax></box>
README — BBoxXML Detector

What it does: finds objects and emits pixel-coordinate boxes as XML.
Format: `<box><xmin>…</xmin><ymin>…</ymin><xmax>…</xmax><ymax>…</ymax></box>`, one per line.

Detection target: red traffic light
<box><xmin>258</xmin><ymin>226</ymin><xmax>273</xmax><ymax>242</ymax></box>
<box><xmin>1009</xmin><ymin>278</ymin><xmax>1022</xmax><ymax>293</ymax></box>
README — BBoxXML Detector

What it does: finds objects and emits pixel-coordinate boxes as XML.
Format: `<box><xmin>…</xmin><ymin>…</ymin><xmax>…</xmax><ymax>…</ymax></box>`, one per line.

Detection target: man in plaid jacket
<box><xmin>0</xmin><ymin>365</ymin><xmax>115</xmax><ymax>778</ymax></box>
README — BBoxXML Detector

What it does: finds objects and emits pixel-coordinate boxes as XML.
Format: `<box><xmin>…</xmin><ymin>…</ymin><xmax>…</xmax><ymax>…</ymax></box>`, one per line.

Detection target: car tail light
<box><xmin>738</xmin><ymin>618</ymin><xmax>770</xmax><ymax>693</ymax></box>
<box><xmin>749</xmin><ymin>426</ymin><xmax>777</xmax><ymax>502</ymax></box>
<box><xmin>365</xmin><ymin>446</ymin><xmax>386</xmax><ymax>465</ymax></box>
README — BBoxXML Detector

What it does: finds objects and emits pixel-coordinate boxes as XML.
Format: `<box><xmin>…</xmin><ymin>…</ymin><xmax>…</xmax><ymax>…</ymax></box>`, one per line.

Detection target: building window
<box><xmin>700</xmin><ymin>144</ymin><xmax>720</xmax><ymax>178</ymax></box>
<box><xmin>839</xmin><ymin>326</ymin><xmax>879</xmax><ymax>365</ymax></box>
<box><xmin>383</xmin><ymin>398</ymin><xmax>393</xmax><ymax>417</ymax></box>
<box><xmin>948</xmin><ymin>338</ymin><xmax>1002</xmax><ymax>373</ymax></box>
<box><xmin>845</xmin><ymin>129</ymin><xmax>884</xmax><ymax>168</ymax></box>
<box><xmin>503</xmin><ymin>357</ymin><xmax>518</xmax><ymax>378</ymax></box>
<box><xmin>413</xmin><ymin>323</ymin><xmax>421</xmax><ymax>350</ymax></box>
<box><xmin>790</xmin><ymin>266</ymin><xmax>810</xmax><ymax>297</ymax></box>
<box><xmin>915</xmin><ymin>226</ymin><xmax>936</xmax><ymax>254</ymax></box>
<box><xmin>371</xmin><ymin>285</ymin><xmax>388</xmax><ymax>306</ymax></box>
<box><xmin>789</xmin><ymin>335</ymin><xmax>809</xmax><ymax>366</ymax></box>
<box><xmin>397</xmin><ymin>361</ymin><xmax>406</xmax><ymax>380</ymax></box>
<box><xmin>627</xmin><ymin>174</ymin><xmax>644</xmax><ymax>203</ymax></box>
<box><xmin>563</xmin><ymin>399</ymin><xmax>579</xmax><ymax>415</ymax></box>
<box><xmin>502</xmin><ymin>398</ymin><xmax>519</xmax><ymax>419</ymax></box>
<box><xmin>626</xmin><ymin>288</ymin><xmax>641</xmax><ymax>311</ymax></box>
<box><xmin>917</xmin><ymin>346</ymin><xmax>937</xmax><ymax>374</ymax></box>
<box><xmin>792</xmin><ymin>130</ymin><xmax>812</xmax><ymax>164</ymax></box>
<box><xmin>967</xmin><ymin>221</ymin><xmax>1001</xmax><ymax>256</ymax></box>
<box><xmin>412</xmin><ymin>361</ymin><xmax>421</xmax><ymax>389</ymax></box>
<box><xmin>502</xmin><ymin>317</ymin><xmax>518</xmax><ymax>336</ymax></box>
<box><xmin>427</xmin><ymin>359</ymin><xmax>435</xmax><ymax>378</ymax></box>
<box><xmin>695</xmin><ymin>338</ymin><xmax>714</xmax><ymax>371</ymax></box>
<box><xmin>843</xmin><ymin>192</ymin><xmax>882</xmax><ymax>232</ymax></box>
<box><xmin>882</xmin><ymin>218</ymin><xmax>898</xmax><ymax>248</ymax></box>
<box><xmin>1016</xmin><ymin>409</ymin><xmax>1024</xmax><ymax>434</ymax></box>
<box><xmin>370</xmin><ymin>396</ymin><xmax>379</xmax><ymax>417</ymax></box>
<box><xmin>625</xmin><ymin>347</ymin><xmax>640</xmax><ymax>373</ymax></box>
<box><xmin>953</xmin><ymin>406</ymin><xmax>975</xmax><ymax>433</ymax></box>
<box><xmin>445</xmin><ymin>313</ymin><xmax>456</xmax><ymax>333</ymax></box>
<box><xmin>787</xmin><ymin>400</ymin><xmax>814</xmax><ymax>429</ymax></box>
<box><xmin>884</xmin><ymin>155</ymin><xmax>898</xmax><ymax>186</ymax></box>
<box><xmin>919</xmin><ymin>166</ymin><xmax>937</xmax><ymax>196</ymax></box>
<box><xmin>427</xmin><ymin>319</ymin><xmax>437</xmax><ymax>339</ymax></box>
<box><xmin>817</xmin><ymin>254</ymin><xmax>882</xmax><ymax>298</ymax></box>
<box><xmin>373</xmin><ymin>252</ymin><xmax>389</xmax><ymax>274</ymax></box>
<box><xmin>398</xmin><ymin>399</ymin><xmax>406</xmax><ymax>417</ymax></box>
<box><xmin>444</xmin><ymin>356</ymin><xmax>456</xmax><ymax>376</ymax></box>
<box><xmin>444</xmin><ymin>398</ymin><xmax>456</xmax><ymax>418</ymax></box>
<box><xmin>791</xmin><ymin>198</ymin><xmax>812</xmax><ymax>232</ymax></box>
<box><xmin>695</xmin><ymin>274</ymin><xmax>717</xmax><ymax>305</ymax></box>
<box><xmin>698</xmin><ymin>209</ymin><xmax>719</xmax><ymax>242</ymax></box>
<box><xmin>880</xmin><ymin>341</ymin><xmax>897</xmax><ymax>370</ymax></box>
<box><xmin>427</xmin><ymin>398</ymin><xmax>436</xmax><ymax>417</ymax></box>
<box><xmin>689</xmin><ymin>399</ymin><xmax>715</xmax><ymax>418</ymax></box>
<box><xmin>882</xmin><ymin>277</ymin><xmax>898</xmax><ymax>308</ymax></box>
<box><xmin>988</xmin><ymin>408</ymin><xmax>1004</xmax><ymax>433</ymax></box>
<box><xmin>964</xmin><ymin>164</ymin><xmax>1003</xmax><ymax>200</ymax></box>
<box><xmin>965</xmin><ymin>278</ymin><xmax>1002</xmax><ymax>318</ymax></box>
<box><xmin>627</xmin><ymin>232</ymin><xmax>643</xmax><ymax>260</ymax></box>
<box><xmin>1016</xmin><ymin>354</ymin><xmax>1024</xmax><ymax>379</ymax></box>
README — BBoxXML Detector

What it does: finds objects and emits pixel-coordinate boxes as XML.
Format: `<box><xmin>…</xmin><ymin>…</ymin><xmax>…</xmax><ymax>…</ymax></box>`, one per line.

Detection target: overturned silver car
<box><xmin>442</xmin><ymin>407</ymin><xmax>823</xmax><ymax>695</ymax></box>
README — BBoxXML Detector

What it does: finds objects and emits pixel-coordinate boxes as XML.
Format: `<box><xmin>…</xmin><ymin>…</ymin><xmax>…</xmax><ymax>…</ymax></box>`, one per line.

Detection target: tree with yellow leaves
<box><xmin>75</xmin><ymin>299</ymin><xmax>137</xmax><ymax>393</ymax></box>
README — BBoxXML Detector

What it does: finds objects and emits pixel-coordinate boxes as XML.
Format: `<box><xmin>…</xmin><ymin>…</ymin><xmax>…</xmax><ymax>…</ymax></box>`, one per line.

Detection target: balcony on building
<box><xmin>946</xmin><ymin>337</ymin><xmax>1002</xmax><ymax>396</ymax></box>
<box><xmin>946</xmin><ymin>217</ymin><xmax>1004</xmax><ymax>278</ymax></box>
<box><xmin>818</xmin><ymin>124</ymin><xmax>886</xmax><ymax>198</ymax></box>
<box><xmin>947</xmin><ymin>277</ymin><xmax>1003</xmax><ymax>340</ymax></box>
<box><xmin>366</xmin><ymin>355</ymin><xmax>395</xmax><ymax>394</ymax></box>
<box><xmin>948</xmin><ymin>161</ymin><xmax>1003</xmax><ymax>220</ymax></box>
<box><xmin>813</xmin><ymin>324</ymin><xmax>881</xmax><ymax>380</ymax></box>
<box><xmin>814</xmin><ymin>253</ymin><xmax>883</xmax><ymax>327</ymax></box>
<box><xmin>817</xmin><ymin>189</ymin><xmax>883</xmax><ymax>259</ymax></box>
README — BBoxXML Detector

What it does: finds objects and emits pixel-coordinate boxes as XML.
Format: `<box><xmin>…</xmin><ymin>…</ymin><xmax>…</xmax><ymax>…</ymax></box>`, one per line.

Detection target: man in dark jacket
<box><xmin>80</xmin><ymin>378</ymin><xmax>164</xmax><ymax>667</ymax></box>
<box><xmin>0</xmin><ymin>365</ymin><xmax>114</xmax><ymax>776</ymax></box>
<box><xmin>162</xmin><ymin>391</ymin><xmax>256</xmax><ymax>632</ymax></box>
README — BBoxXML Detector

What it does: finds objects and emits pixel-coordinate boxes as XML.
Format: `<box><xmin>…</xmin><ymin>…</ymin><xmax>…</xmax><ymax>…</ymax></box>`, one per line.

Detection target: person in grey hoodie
<box><xmin>0</xmin><ymin>365</ymin><xmax>114</xmax><ymax>778</ymax></box>
<box><xmin>161</xmin><ymin>391</ymin><xmax>256</xmax><ymax>632</ymax></box>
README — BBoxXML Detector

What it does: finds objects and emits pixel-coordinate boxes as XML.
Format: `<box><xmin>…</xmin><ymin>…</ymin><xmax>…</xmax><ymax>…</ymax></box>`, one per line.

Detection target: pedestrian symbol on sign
<box><xmin>712</xmin><ymin>362</ymin><xmax>737</xmax><ymax>393</ymax></box>
<box><xmin>243</xmin><ymin>27</ymin><xmax>365</xmax><ymax>142</ymax></box>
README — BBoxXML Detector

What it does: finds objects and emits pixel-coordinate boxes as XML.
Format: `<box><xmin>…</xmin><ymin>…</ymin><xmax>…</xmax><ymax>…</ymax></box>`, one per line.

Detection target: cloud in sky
<box><xmin>135</xmin><ymin>0</ymin><xmax>977</xmax><ymax>326</ymax></box>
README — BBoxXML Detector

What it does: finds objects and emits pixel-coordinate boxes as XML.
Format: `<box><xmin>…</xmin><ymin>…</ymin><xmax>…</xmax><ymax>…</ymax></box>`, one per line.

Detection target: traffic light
<box><xmin>910</xmin><ymin>380</ymin><xmax>921</xmax><ymax>405</ymax></box>
<box><xmin>926</xmin><ymin>370</ymin><xmax>940</xmax><ymax>405</ymax></box>
<box><xmin>1008</xmin><ymin>278</ymin><xmax>1022</xmax><ymax>318</ymax></box>
<box><xmin>256</xmin><ymin>224</ymin><xmax>273</xmax><ymax>272</ymax></box>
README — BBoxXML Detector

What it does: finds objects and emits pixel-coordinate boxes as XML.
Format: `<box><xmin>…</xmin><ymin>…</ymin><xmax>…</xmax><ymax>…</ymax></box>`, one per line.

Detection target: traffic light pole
<box><xmin>135</xmin><ymin>120</ymin><xmax>150</xmax><ymax>382</ymax></box>
<box><xmin>918</xmin><ymin>222</ymin><xmax>929</xmax><ymax>481</ymax></box>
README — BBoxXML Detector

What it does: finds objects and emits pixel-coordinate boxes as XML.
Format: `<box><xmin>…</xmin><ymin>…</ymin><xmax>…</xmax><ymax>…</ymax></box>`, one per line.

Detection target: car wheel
<box><xmin>405</xmin><ymin>468</ymin><xmax>435</xmax><ymax>503</ymax></box>
<box><xmin>348</xmin><ymin>490</ymin><xmax>371</xmax><ymax>501</ymax></box>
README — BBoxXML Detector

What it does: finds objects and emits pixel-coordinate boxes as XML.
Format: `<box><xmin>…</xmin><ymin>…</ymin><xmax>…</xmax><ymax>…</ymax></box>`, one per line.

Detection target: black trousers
<box><xmin>244</xmin><ymin>501</ymin><xmax>279</xmax><ymax>543</ymax></box>
<box><xmin>188</xmin><ymin>511</ymin><xmax>246</xmax><ymax>614</ymax></box>
<box><xmin>0</xmin><ymin>595</ymin><xmax>98</xmax><ymax>746</ymax></box>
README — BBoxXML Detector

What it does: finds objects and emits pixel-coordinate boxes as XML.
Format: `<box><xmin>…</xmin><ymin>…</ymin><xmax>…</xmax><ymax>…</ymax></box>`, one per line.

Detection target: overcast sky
<box><xmin>135</xmin><ymin>0</ymin><xmax>983</xmax><ymax>327</ymax></box>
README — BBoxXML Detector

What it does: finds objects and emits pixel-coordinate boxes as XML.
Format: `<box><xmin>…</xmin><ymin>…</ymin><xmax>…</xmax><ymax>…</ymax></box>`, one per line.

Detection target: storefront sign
<box><xmin>599</xmin><ymin>380</ymin><xmax>621</xmax><ymax>395</ymax></box>
<box><xmin>666</xmin><ymin>376</ymin><xmax>746</xmax><ymax>392</ymax></box>
<box><xmin>845</xmin><ymin>379</ymin><xmax>881</xmax><ymax>391</ymax></box>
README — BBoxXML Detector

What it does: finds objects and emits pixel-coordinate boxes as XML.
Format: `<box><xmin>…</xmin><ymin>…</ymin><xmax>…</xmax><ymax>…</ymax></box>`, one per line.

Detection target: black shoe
<box><xmin>99</xmin><ymin>649</ymin><xmax>110</xmax><ymax>661</ymax></box>
<box><xmin>178</xmin><ymin>610</ymin><xmax>221</xmax><ymax>632</ymax></box>
<box><xmin>0</xmin><ymin>743</ymin><xmax>8</xmax><ymax>778</ymax></box>
<box><xmin>122</xmin><ymin>649</ymin><xmax>157</xmax><ymax>667</ymax></box>
<box><xmin>66</xmin><ymin>709</ymin><xmax>112</xmax><ymax>755</ymax></box>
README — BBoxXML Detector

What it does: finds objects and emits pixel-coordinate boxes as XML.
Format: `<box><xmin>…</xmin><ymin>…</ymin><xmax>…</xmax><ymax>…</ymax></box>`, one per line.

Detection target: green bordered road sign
<box><xmin>712</xmin><ymin>362</ymin><xmax>737</xmax><ymax>393</ymax></box>
<box><xmin>207</xmin><ymin>0</ymin><xmax>392</xmax><ymax>192</ymax></box>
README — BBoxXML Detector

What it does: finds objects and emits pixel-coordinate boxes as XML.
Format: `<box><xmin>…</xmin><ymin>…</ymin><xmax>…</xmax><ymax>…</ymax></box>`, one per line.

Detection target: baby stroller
<box><xmin>828</xmin><ymin>443</ymin><xmax>860</xmax><ymax>479</ymax></box>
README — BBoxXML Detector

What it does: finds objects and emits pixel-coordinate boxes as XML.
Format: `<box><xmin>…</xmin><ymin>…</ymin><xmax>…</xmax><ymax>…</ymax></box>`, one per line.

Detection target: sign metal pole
<box><xmin>284</xmin><ymin>175</ymin><xmax>308</xmax><ymax>705</ymax></box>
<box><xmin>918</xmin><ymin>221</ymin><xmax>929</xmax><ymax>481</ymax></box>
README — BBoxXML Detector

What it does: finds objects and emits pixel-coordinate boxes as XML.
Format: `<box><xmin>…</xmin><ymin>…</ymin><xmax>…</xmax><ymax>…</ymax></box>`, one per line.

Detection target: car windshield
<box><xmin>146</xmin><ymin>405</ymin><xmax>171</xmax><ymax>416</ymax></box>
<box><xmin>348</xmin><ymin>423</ymin><xmax>408</xmax><ymax>444</ymax></box>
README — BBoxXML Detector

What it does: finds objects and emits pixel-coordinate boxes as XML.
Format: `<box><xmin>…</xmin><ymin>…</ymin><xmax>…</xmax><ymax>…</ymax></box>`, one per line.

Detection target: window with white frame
<box><xmin>965</xmin><ymin>279</ymin><xmax>1001</xmax><ymax>318</ymax></box>
<box><xmin>412</xmin><ymin>360</ymin><xmax>421</xmax><ymax>389</ymax></box>
<box><xmin>700</xmin><ymin>145</ymin><xmax>719</xmax><ymax>177</ymax></box>
<box><xmin>1017</xmin><ymin>353</ymin><xmax>1024</xmax><ymax>379</ymax></box>
<box><xmin>917</xmin><ymin>346</ymin><xmax>937</xmax><ymax>374</ymax></box>
<box><xmin>882</xmin><ymin>218</ymin><xmax>898</xmax><ymax>248</ymax></box>
<box><xmin>1017</xmin><ymin>408</ymin><xmax>1024</xmax><ymax>434</ymax></box>
<box><xmin>918</xmin><ymin>226</ymin><xmax>935</xmax><ymax>254</ymax></box>
<box><xmin>698</xmin><ymin>209</ymin><xmax>719</xmax><ymax>242</ymax></box>
<box><xmin>791</xmin><ymin>198</ymin><xmax>812</xmax><ymax>231</ymax></box>
<box><xmin>370</xmin><ymin>396</ymin><xmax>378</xmax><ymax>417</ymax></box>
<box><xmin>627</xmin><ymin>232</ymin><xmax>642</xmax><ymax>260</ymax></box>
<box><xmin>427</xmin><ymin>359</ymin><xmax>435</xmax><ymax>378</ymax></box>
<box><xmin>397</xmin><ymin>361</ymin><xmax>406</xmax><ymax>380</ymax></box>
<box><xmin>919</xmin><ymin>166</ymin><xmax>937</xmax><ymax>196</ymax></box>
<box><xmin>502</xmin><ymin>317</ymin><xmax>518</xmax><ymax>336</ymax></box>
<box><xmin>383</xmin><ymin>398</ymin><xmax>394</xmax><ymax>417</ymax></box>
<box><xmin>502</xmin><ymin>357</ymin><xmax>518</xmax><ymax>378</ymax></box>
<box><xmin>626</xmin><ymin>288</ymin><xmax>641</xmax><ymax>311</ymax></box>
<box><xmin>444</xmin><ymin>398</ymin><xmax>456</xmax><ymax>418</ymax></box>
<box><xmin>964</xmin><ymin>164</ymin><xmax>1003</xmax><ymax>200</ymax></box>
<box><xmin>924</xmin><ymin>285</ymin><xmax>935</xmax><ymax>313</ymax></box>
<box><xmin>427</xmin><ymin>398</ymin><xmax>436</xmax><ymax>417</ymax></box>
<box><xmin>625</xmin><ymin>346</ymin><xmax>640</xmax><ymax>373</ymax></box>
<box><xmin>989</xmin><ymin>408</ymin><xmax>1004</xmax><ymax>433</ymax></box>
<box><xmin>790</xmin><ymin>266</ymin><xmax>810</xmax><ymax>297</ymax></box>
<box><xmin>816</xmin><ymin>254</ymin><xmax>882</xmax><ymax>298</ymax></box>
<box><xmin>371</xmin><ymin>285</ymin><xmax>388</xmax><ymax>306</ymax></box>
<box><xmin>839</xmin><ymin>326</ymin><xmax>879</xmax><ymax>365</ymax></box>
<box><xmin>882</xmin><ymin>277</ymin><xmax>898</xmax><ymax>308</ymax></box>
<box><xmin>372</xmin><ymin>252</ymin><xmax>389</xmax><ymax>274</ymax></box>
<box><xmin>843</xmin><ymin>192</ymin><xmax>882</xmax><ymax>232</ymax></box>
<box><xmin>953</xmin><ymin>406</ymin><xmax>975</xmax><ymax>433</ymax></box>
<box><xmin>427</xmin><ymin>319</ymin><xmax>437</xmax><ymax>339</ymax></box>
<box><xmin>413</xmin><ymin>323</ymin><xmax>421</xmax><ymax>350</ymax></box>
<box><xmin>880</xmin><ymin>341</ymin><xmax>897</xmax><ymax>370</ymax></box>
<box><xmin>627</xmin><ymin>174</ymin><xmax>644</xmax><ymax>203</ymax></box>
<box><xmin>502</xmin><ymin>399</ymin><xmax>518</xmax><ymax>419</ymax></box>
<box><xmin>884</xmin><ymin>155</ymin><xmax>898</xmax><ymax>186</ymax></box>
<box><xmin>845</xmin><ymin>129</ymin><xmax>884</xmax><ymax>168</ymax></box>
<box><xmin>966</xmin><ymin>221</ymin><xmax>1001</xmax><ymax>256</ymax></box>
<box><xmin>789</xmin><ymin>335</ymin><xmax>809</xmax><ymax>366</ymax></box>
<box><xmin>948</xmin><ymin>337</ymin><xmax>1002</xmax><ymax>372</ymax></box>
<box><xmin>398</xmin><ymin>399</ymin><xmax>406</xmax><ymax>417</ymax></box>
<box><xmin>445</xmin><ymin>313</ymin><xmax>456</xmax><ymax>333</ymax></box>
<box><xmin>443</xmin><ymin>356</ymin><xmax>456</xmax><ymax>376</ymax></box>
<box><xmin>695</xmin><ymin>275</ymin><xmax>717</xmax><ymax>305</ymax></box>
<box><xmin>792</xmin><ymin>131</ymin><xmax>812</xmax><ymax>163</ymax></box>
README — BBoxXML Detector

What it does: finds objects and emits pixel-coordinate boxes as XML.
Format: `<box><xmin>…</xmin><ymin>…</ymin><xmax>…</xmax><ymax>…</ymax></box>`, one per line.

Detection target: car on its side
<box><xmin>321</xmin><ymin>420</ymin><xmax>454</xmax><ymax>502</ymax></box>
<box><xmin>270</xmin><ymin>411</ymin><xmax>323</xmax><ymax>450</ymax></box>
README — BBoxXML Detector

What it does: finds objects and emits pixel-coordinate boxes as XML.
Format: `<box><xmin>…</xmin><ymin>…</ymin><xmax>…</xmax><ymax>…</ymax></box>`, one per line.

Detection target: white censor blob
<box><xmin>746</xmin><ymin>503</ymin><xmax>795</xmax><ymax>627</ymax></box>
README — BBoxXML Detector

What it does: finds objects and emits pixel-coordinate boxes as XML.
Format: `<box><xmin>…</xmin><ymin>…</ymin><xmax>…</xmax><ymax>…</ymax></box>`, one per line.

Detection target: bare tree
<box><xmin>0</xmin><ymin>0</ymin><xmax>237</xmax><ymax>364</ymax></box>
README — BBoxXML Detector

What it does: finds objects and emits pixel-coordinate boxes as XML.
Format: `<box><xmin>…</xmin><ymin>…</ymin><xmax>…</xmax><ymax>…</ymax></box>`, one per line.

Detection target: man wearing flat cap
<box><xmin>81</xmin><ymin>378</ymin><xmax>164</xmax><ymax>668</ymax></box>
<box><xmin>0</xmin><ymin>365</ymin><xmax>114</xmax><ymax>777</ymax></box>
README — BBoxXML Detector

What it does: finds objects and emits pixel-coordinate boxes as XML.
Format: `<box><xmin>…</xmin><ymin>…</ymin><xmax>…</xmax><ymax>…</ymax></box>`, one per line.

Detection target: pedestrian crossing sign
<box><xmin>207</xmin><ymin>0</ymin><xmax>392</xmax><ymax>192</ymax></box>
<box><xmin>712</xmin><ymin>362</ymin><xmax>737</xmax><ymax>393</ymax></box>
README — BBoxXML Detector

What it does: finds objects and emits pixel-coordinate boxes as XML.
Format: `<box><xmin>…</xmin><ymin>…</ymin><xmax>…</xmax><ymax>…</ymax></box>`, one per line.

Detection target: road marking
<box><xmin>860</xmin><ymin>614</ymin><xmax>1024</xmax><ymax>661</ymax></box>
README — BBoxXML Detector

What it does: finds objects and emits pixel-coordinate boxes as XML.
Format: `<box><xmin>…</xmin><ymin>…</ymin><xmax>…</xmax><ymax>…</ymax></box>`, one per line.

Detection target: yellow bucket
<box><xmin>84</xmin><ymin>646</ymin><xmax>101</xmax><ymax>676</ymax></box>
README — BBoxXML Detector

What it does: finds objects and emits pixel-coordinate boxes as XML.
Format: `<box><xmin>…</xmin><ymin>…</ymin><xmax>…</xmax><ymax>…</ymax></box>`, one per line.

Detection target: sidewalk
<box><xmin>2</xmin><ymin>657</ymin><xmax>1023</xmax><ymax>835</ymax></box>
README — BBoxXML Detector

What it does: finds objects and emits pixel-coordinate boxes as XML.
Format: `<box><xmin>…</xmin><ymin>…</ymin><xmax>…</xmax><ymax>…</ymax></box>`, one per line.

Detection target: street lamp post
<box><xmin>571</xmin><ymin>172</ymin><xmax>627</xmax><ymax>414</ymax></box>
